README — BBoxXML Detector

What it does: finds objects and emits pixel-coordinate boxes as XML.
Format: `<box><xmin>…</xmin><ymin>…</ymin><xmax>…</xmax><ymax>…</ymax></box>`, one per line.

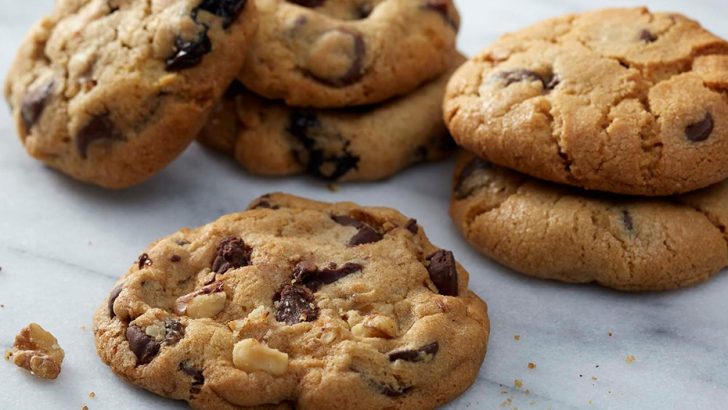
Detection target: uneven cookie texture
<box><xmin>239</xmin><ymin>0</ymin><xmax>459</xmax><ymax>107</ymax></box>
<box><xmin>199</xmin><ymin>58</ymin><xmax>463</xmax><ymax>181</ymax></box>
<box><xmin>4</xmin><ymin>0</ymin><xmax>257</xmax><ymax>188</ymax></box>
<box><xmin>445</xmin><ymin>7</ymin><xmax>728</xmax><ymax>195</ymax></box>
<box><xmin>450</xmin><ymin>151</ymin><xmax>728</xmax><ymax>291</ymax></box>
<box><xmin>94</xmin><ymin>193</ymin><xmax>489</xmax><ymax>409</ymax></box>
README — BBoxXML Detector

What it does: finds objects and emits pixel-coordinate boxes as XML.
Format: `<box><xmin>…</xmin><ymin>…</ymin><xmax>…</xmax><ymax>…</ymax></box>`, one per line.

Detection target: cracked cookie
<box><xmin>94</xmin><ymin>193</ymin><xmax>489</xmax><ymax>409</ymax></box>
<box><xmin>450</xmin><ymin>151</ymin><xmax>728</xmax><ymax>291</ymax></box>
<box><xmin>4</xmin><ymin>0</ymin><xmax>257</xmax><ymax>188</ymax></box>
<box><xmin>198</xmin><ymin>57</ymin><xmax>463</xmax><ymax>182</ymax></box>
<box><xmin>444</xmin><ymin>7</ymin><xmax>728</xmax><ymax>196</ymax></box>
<box><xmin>238</xmin><ymin>0</ymin><xmax>459</xmax><ymax>107</ymax></box>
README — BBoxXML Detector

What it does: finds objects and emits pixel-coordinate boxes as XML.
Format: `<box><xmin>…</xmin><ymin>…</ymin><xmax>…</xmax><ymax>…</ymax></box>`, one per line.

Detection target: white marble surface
<box><xmin>1</xmin><ymin>0</ymin><xmax>728</xmax><ymax>409</ymax></box>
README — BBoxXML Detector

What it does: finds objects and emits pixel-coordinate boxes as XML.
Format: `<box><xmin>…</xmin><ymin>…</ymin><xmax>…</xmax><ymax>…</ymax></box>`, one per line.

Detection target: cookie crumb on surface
<box><xmin>514</xmin><ymin>379</ymin><xmax>523</xmax><ymax>389</ymax></box>
<box><xmin>89</xmin><ymin>392</ymin><xmax>96</xmax><ymax>398</ymax></box>
<box><xmin>4</xmin><ymin>350</ymin><xmax>12</xmax><ymax>361</ymax></box>
<box><xmin>82</xmin><ymin>406</ymin><xmax>89</xmax><ymax>410</ymax></box>
<box><xmin>625</xmin><ymin>354</ymin><xmax>636</xmax><ymax>364</ymax></box>
<box><xmin>11</xmin><ymin>323</ymin><xmax>65</xmax><ymax>379</ymax></box>
<box><xmin>514</xmin><ymin>335</ymin><xmax>520</xmax><ymax>341</ymax></box>
<box><xmin>327</xmin><ymin>183</ymin><xmax>340</xmax><ymax>192</ymax></box>
<box><xmin>527</xmin><ymin>362</ymin><xmax>536</xmax><ymax>369</ymax></box>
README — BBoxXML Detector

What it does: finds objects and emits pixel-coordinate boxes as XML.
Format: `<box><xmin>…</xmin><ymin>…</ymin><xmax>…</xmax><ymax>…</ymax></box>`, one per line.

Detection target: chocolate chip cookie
<box><xmin>444</xmin><ymin>7</ymin><xmax>728</xmax><ymax>196</ymax></box>
<box><xmin>94</xmin><ymin>193</ymin><xmax>489</xmax><ymax>409</ymax></box>
<box><xmin>4</xmin><ymin>0</ymin><xmax>257</xmax><ymax>188</ymax></box>
<box><xmin>451</xmin><ymin>151</ymin><xmax>728</xmax><ymax>291</ymax></box>
<box><xmin>199</xmin><ymin>57</ymin><xmax>463</xmax><ymax>182</ymax></box>
<box><xmin>238</xmin><ymin>0</ymin><xmax>459</xmax><ymax>107</ymax></box>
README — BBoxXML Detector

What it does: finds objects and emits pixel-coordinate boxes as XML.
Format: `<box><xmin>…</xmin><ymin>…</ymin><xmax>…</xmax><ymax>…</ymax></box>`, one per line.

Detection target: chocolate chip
<box><xmin>498</xmin><ymin>69</ymin><xmax>542</xmax><ymax>87</ymax></box>
<box><xmin>137</xmin><ymin>253</ymin><xmax>152</xmax><ymax>270</ymax></box>
<box><xmin>195</xmin><ymin>0</ymin><xmax>247</xmax><ymax>28</ymax></box>
<box><xmin>307</xmin><ymin>30</ymin><xmax>365</xmax><ymax>87</ymax></box>
<box><xmin>252</xmin><ymin>200</ymin><xmax>280</xmax><ymax>210</ymax></box>
<box><xmin>388</xmin><ymin>342</ymin><xmax>439</xmax><ymax>362</ymax></box>
<box><xmin>423</xmin><ymin>0</ymin><xmax>458</xmax><ymax>30</ymax></box>
<box><xmin>76</xmin><ymin>114</ymin><xmax>120</xmax><ymax>159</ymax></box>
<box><xmin>455</xmin><ymin>157</ymin><xmax>491</xmax><ymax>199</ymax></box>
<box><xmin>211</xmin><ymin>237</ymin><xmax>251</xmax><ymax>274</ymax></box>
<box><xmin>404</xmin><ymin>219</ymin><xmax>418</xmax><ymax>234</ymax></box>
<box><xmin>166</xmin><ymin>29</ymin><xmax>212</xmax><ymax>71</ymax></box>
<box><xmin>426</xmin><ymin>250</ymin><xmax>458</xmax><ymax>296</ymax></box>
<box><xmin>274</xmin><ymin>284</ymin><xmax>319</xmax><ymax>325</ymax></box>
<box><xmin>639</xmin><ymin>29</ymin><xmax>657</xmax><ymax>43</ymax></box>
<box><xmin>20</xmin><ymin>81</ymin><xmax>54</xmax><ymax>131</ymax></box>
<box><xmin>373</xmin><ymin>382</ymin><xmax>412</xmax><ymax>397</ymax></box>
<box><xmin>107</xmin><ymin>285</ymin><xmax>123</xmax><ymax>318</ymax></box>
<box><xmin>126</xmin><ymin>325</ymin><xmax>160</xmax><ymax>365</ymax></box>
<box><xmin>164</xmin><ymin>320</ymin><xmax>185</xmax><ymax>345</ymax></box>
<box><xmin>179</xmin><ymin>361</ymin><xmax>205</xmax><ymax>393</ymax></box>
<box><xmin>224</xmin><ymin>80</ymin><xmax>247</xmax><ymax>99</ymax></box>
<box><xmin>170</xmin><ymin>255</ymin><xmax>181</xmax><ymax>262</ymax></box>
<box><xmin>621</xmin><ymin>210</ymin><xmax>634</xmax><ymax>232</ymax></box>
<box><xmin>685</xmin><ymin>113</ymin><xmax>713</xmax><ymax>142</ymax></box>
<box><xmin>331</xmin><ymin>215</ymin><xmax>383</xmax><ymax>246</ymax></box>
<box><xmin>287</xmin><ymin>0</ymin><xmax>325</xmax><ymax>7</ymax></box>
<box><xmin>293</xmin><ymin>261</ymin><xmax>363</xmax><ymax>291</ymax></box>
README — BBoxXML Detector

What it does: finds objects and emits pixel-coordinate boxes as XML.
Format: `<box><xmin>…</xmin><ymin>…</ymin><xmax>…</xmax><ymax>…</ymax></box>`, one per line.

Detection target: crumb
<box><xmin>327</xmin><ymin>183</ymin><xmax>339</xmax><ymax>192</ymax></box>
<box><xmin>82</xmin><ymin>406</ymin><xmax>89</xmax><ymax>410</ymax></box>
<box><xmin>525</xmin><ymin>389</ymin><xmax>530</xmax><ymax>395</ymax></box>
<box><xmin>579</xmin><ymin>374</ymin><xmax>583</xmax><ymax>378</ymax></box>
<box><xmin>527</xmin><ymin>362</ymin><xmax>536</xmax><ymax>369</ymax></box>
<box><xmin>529</xmin><ymin>401</ymin><xmax>536</xmax><ymax>406</ymax></box>
<box><xmin>514</xmin><ymin>335</ymin><xmax>521</xmax><ymax>341</ymax></box>
<box><xmin>4</xmin><ymin>350</ymin><xmax>12</xmax><ymax>361</ymax></box>
<box><xmin>501</xmin><ymin>390</ymin><xmax>508</xmax><ymax>394</ymax></box>
<box><xmin>11</xmin><ymin>323</ymin><xmax>65</xmax><ymax>379</ymax></box>
<box><xmin>500</xmin><ymin>397</ymin><xmax>512</xmax><ymax>407</ymax></box>
<box><xmin>608</xmin><ymin>390</ymin><xmax>612</xmax><ymax>395</ymax></box>
<box><xmin>89</xmin><ymin>392</ymin><xmax>96</xmax><ymax>398</ymax></box>
<box><xmin>80</xmin><ymin>326</ymin><xmax>87</xmax><ymax>332</ymax></box>
<box><xmin>608</xmin><ymin>332</ymin><xmax>613</xmax><ymax>337</ymax></box>
<box><xmin>592</xmin><ymin>376</ymin><xmax>597</xmax><ymax>381</ymax></box>
<box><xmin>588</xmin><ymin>400</ymin><xmax>593</xmax><ymax>405</ymax></box>
<box><xmin>0</xmin><ymin>304</ymin><xmax>4</xmax><ymax>308</ymax></box>
<box><xmin>595</xmin><ymin>364</ymin><xmax>599</xmax><ymax>368</ymax></box>
<box><xmin>625</xmin><ymin>354</ymin><xmax>636</xmax><ymax>364</ymax></box>
<box><xmin>514</xmin><ymin>379</ymin><xmax>523</xmax><ymax>389</ymax></box>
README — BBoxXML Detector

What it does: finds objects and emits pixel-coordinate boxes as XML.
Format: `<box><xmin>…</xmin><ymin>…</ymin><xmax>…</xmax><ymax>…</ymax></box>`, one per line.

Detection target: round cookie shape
<box><xmin>4</xmin><ymin>0</ymin><xmax>257</xmax><ymax>188</ymax></box>
<box><xmin>94</xmin><ymin>193</ymin><xmax>489</xmax><ymax>409</ymax></box>
<box><xmin>199</xmin><ymin>57</ymin><xmax>463</xmax><ymax>182</ymax></box>
<box><xmin>450</xmin><ymin>151</ymin><xmax>728</xmax><ymax>291</ymax></box>
<box><xmin>238</xmin><ymin>0</ymin><xmax>460</xmax><ymax>108</ymax></box>
<box><xmin>444</xmin><ymin>7</ymin><xmax>728</xmax><ymax>196</ymax></box>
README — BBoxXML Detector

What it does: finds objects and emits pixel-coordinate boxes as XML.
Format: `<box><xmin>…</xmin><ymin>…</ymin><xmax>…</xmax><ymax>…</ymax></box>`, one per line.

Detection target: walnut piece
<box><xmin>232</xmin><ymin>339</ymin><xmax>288</xmax><ymax>376</ymax></box>
<box><xmin>11</xmin><ymin>323</ymin><xmax>65</xmax><ymax>379</ymax></box>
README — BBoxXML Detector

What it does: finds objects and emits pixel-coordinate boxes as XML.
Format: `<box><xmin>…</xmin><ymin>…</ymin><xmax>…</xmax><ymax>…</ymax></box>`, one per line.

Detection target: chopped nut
<box><xmin>175</xmin><ymin>282</ymin><xmax>226</xmax><ymax>318</ymax></box>
<box><xmin>351</xmin><ymin>314</ymin><xmax>398</xmax><ymax>339</ymax></box>
<box><xmin>11</xmin><ymin>323</ymin><xmax>65</xmax><ymax>379</ymax></box>
<box><xmin>321</xmin><ymin>331</ymin><xmax>337</xmax><ymax>344</ymax></box>
<box><xmin>232</xmin><ymin>339</ymin><xmax>288</xmax><ymax>376</ymax></box>
<box><xmin>145</xmin><ymin>323</ymin><xmax>166</xmax><ymax>341</ymax></box>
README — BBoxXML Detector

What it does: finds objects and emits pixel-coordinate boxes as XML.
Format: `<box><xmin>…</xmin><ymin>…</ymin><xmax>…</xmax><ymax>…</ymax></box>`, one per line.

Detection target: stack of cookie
<box><xmin>4</xmin><ymin>0</ymin><xmax>462</xmax><ymax>188</ymax></box>
<box><xmin>197</xmin><ymin>0</ymin><xmax>463</xmax><ymax>182</ymax></box>
<box><xmin>445</xmin><ymin>7</ymin><xmax>728</xmax><ymax>292</ymax></box>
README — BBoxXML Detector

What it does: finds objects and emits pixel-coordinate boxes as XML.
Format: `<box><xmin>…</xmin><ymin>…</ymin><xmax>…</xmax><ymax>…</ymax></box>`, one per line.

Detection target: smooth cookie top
<box><xmin>4</xmin><ymin>0</ymin><xmax>257</xmax><ymax>188</ymax></box>
<box><xmin>94</xmin><ymin>193</ymin><xmax>489</xmax><ymax>409</ymax></box>
<box><xmin>239</xmin><ymin>0</ymin><xmax>459</xmax><ymax>108</ymax></box>
<box><xmin>450</xmin><ymin>151</ymin><xmax>728</xmax><ymax>291</ymax></box>
<box><xmin>445</xmin><ymin>7</ymin><xmax>728</xmax><ymax>195</ymax></box>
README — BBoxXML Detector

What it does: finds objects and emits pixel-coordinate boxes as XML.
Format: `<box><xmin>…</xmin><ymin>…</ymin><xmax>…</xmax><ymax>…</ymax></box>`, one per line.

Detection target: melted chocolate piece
<box><xmin>274</xmin><ymin>284</ymin><xmax>319</xmax><ymax>325</ymax></box>
<box><xmin>621</xmin><ymin>210</ymin><xmax>634</xmax><ymax>232</ymax></box>
<box><xmin>293</xmin><ymin>261</ymin><xmax>363</xmax><ymax>291</ymax></box>
<box><xmin>685</xmin><ymin>113</ymin><xmax>713</xmax><ymax>142</ymax></box>
<box><xmin>426</xmin><ymin>250</ymin><xmax>458</xmax><ymax>296</ymax></box>
<box><xmin>287</xmin><ymin>0</ymin><xmax>325</xmax><ymax>7</ymax></box>
<box><xmin>371</xmin><ymin>381</ymin><xmax>412</xmax><ymax>397</ymax></box>
<box><xmin>20</xmin><ymin>81</ymin><xmax>54</xmax><ymax>131</ymax></box>
<box><xmin>195</xmin><ymin>0</ymin><xmax>247</xmax><ymax>28</ymax></box>
<box><xmin>307</xmin><ymin>29</ymin><xmax>365</xmax><ymax>87</ymax></box>
<box><xmin>126</xmin><ymin>325</ymin><xmax>160</xmax><ymax>365</ymax></box>
<box><xmin>170</xmin><ymin>255</ymin><xmax>182</xmax><ymax>262</ymax></box>
<box><xmin>388</xmin><ymin>342</ymin><xmax>439</xmax><ymax>362</ymax></box>
<box><xmin>107</xmin><ymin>285</ymin><xmax>123</xmax><ymax>318</ymax></box>
<box><xmin>404</xmin><ymin>219</ymin><xmax>418</xmax><ymax>234</ymax></box>
<box><xmin>331</xmin><ymin>215</ymin><xmax>383</xmax><ymax>246</ymax></box>
<box><xmin>137</xmin><ymin>253</ymin><xmax>152</xmax><ymax>270</ymax></box>
<box><xmin>76</xmin><ymin>114</ymin><xmax>120</xmax><ymax>159</ymax></box>
<box><xmin>166</xmin><ymin>30</ymin><xmax>212</xmax><ymax>71</ymax></box>
<box><xmin>639</xmin><ymin>29</ymin><xmax>657</xmax><ymax>43</ymax></box>
<box><xmin>179</xmin><ymin>361</ymin><xmax>205</xmax><ymax>393</ymax></box>
<box><xmin>212</xmin><ymin>237</ymin><xmax>251</xmax><ymax>274</ymax></box>
<box><xmin>454</xmin><ymin>157</ymin><xmax>491</xmax><ymax>199</ymax></box>
<box><xmin>497</xmin><ymin>69</ymin><xmax>559</xmax><ymax>91</ymax></box>
<box><xmin>164</xmin><ymin>320</ymin><xmax>185</xmax><ymax>345</ymax></box>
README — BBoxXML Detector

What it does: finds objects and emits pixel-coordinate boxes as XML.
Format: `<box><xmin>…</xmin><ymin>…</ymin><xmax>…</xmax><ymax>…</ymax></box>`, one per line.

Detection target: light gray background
<box><xmin>1</xmin><ymin>1</ymin><xmax>727</xmax><ymax>409</ymax></box>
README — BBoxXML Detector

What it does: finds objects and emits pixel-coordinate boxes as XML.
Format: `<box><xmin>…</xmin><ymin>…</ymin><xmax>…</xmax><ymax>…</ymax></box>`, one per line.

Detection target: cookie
<box><xmin>238</xmin><ymin>0</ymin><xmax>459</xmax><ymax>108</ymax></box>
<box><xmin>444</xmin><ymin>7</ymin><xmax>728</xmax><ymax>196</ymax></box>
<box><xmin>94</xmin><ymin>193</ymin><xmax>489</xmax><ymax>409</ymax></box>
<box><xmin>450</xmin><ymin>151</ymin><xmax>728</xmax><ymax>291</ymax></box>
<box><xmin>4</xmin><ymin>0</ymin><xmax>257</xmax><ymax>188</ymax></box>
<box><xmin>199</xmin><ymin>57</ymin><xmax>462</xmax><ymax>182</ymax></box>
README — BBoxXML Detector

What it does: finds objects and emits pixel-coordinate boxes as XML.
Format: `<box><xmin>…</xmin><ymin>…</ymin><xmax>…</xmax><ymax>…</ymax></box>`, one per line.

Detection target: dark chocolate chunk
<box><xmin>454</xmin><ymin>157</ymin><xmax>491</xmax><ymax>199</ymax></box>
<box><xmin>498</xmin><ymin>69</ymin><xmax>543</xmax><ymax>87</ymax></box>
<box><xmin>166</xmin><ymin>29</ymin><xmax>212</xmax><ymax>71</ymax></box>
<box><xmin>170</xmin><ymin>255</ymin><xmax>182</xmax><ymax>262</ymax></box>
<box><xmin>164</xmin><ymin>320</ymin><xmax>185</xmax><ymax>345</ymax></box>
<box><xmin>388</xmin><ymin>342</ymin><xmax>439</xmax><ymax>362</ymax></box>
<box><xmin>293</xmin><ymin>261</ymin><xmax>363</xmax><ymax>291</ymax></box>
<box><xmin>639</xmin><ymin>29</ymin><xmax>657</xmax><ymax>43</ymax></box>
<box><xmin>287</xmin><ymin>0</ymin><xmax>325</xmax><ymax>7</ymax></box>
<box><xmin>621</xmin><ymin>210</ymin><xmax>634</xmax><ymax>232</ymax></box>
<box><xmin>212</xmin><ymin>237</ymin><xmax>251</xmax><ymax>274</ymax></box>
<box><xmin>76</xmin><ymin>114</ymin><xmax>120</xmax><ymax>159</ymax></box>
<box><xmin>20</xmin><ymin>81</ymin><xmax>54</xmax><ymax>131</ymax></box>
<box><xmin>371</xmin><ymin>381</ymin><xmax>412</xmax><ymax>397</ymax></box>
<box><xmin>404</xmin><ymin>219</ymin><xmax>418</xmax><ymax>234</ymax></box>
<box><xmin>107</xmin><ymin>285</ymin><xmax>123</xmax><ymax>318</ymax></box>
<box><xmin>307</xmin><ymin>29</ymin><xmax>365</xmax><ymax>87</ymax></box>
<box><xmin>195</xmin><ymin>0</ymin><xmax>247</xmax><ymax>28</ymax></box>
<box><xmin>274</xmin><ymin>284</ymin><xmax>319</xmax><ymax>325</ymax></box>
<box><xmin>426</xmin><ymin>250</ymin><xmax>458</xmax><ymax>296</ymax></box>
<box><xmin>685</xmin><ymin>113</ymin><xmax>713</xmax><ymax>142</ymax></box>
<box><xmin>179</xmin><ymin>361</ymin><xmax>205</xmax><ymax>393</ymax></box>
<box><xmin>126</xmin><ymin>325</ymin><xmax>161</xmax><ymax>365</ymax></box>
<box><xmin>137</xmin><ymin>253</ymin><xmax>153</xmax><ymax>270</ymax></box>
<box><xmin>331</xmin><ymin>215</ymin><xmax>383</xmax><ymax>246</ymax></box>
<box><xmin>423</xmin><ymin>0</ymin><xmax>458</xmax><ymax>30</ymax></box>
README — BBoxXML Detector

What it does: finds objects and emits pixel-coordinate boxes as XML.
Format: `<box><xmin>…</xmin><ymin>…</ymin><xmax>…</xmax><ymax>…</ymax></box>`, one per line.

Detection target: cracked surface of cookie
<box><xmin>4</xmin><ymin>0</ymin><xmax>257</xmax><ymax>188</ymax></box>
<box><xmin>444</xmin><ymin>7</ymin><xmax>728</xmax><ymax>196</ymax></box>
<box><xmin>238</xmin><ymin>0</ymin><xmax>459</xmax><ymax>107</ymax></box>
<box><xmin>94</xmin><ymin>193</ymin><xmax>489</xmax><ymax>409</ymax></box>
<box><xmin>450</xmin><ymin>151</ymin><xmax>728</xmax><ymax>291</ymax></box>
<box><xmin>199</xmin><ymin>57</ymin><xmax>461</xmax><ymax>181</ymax></box>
